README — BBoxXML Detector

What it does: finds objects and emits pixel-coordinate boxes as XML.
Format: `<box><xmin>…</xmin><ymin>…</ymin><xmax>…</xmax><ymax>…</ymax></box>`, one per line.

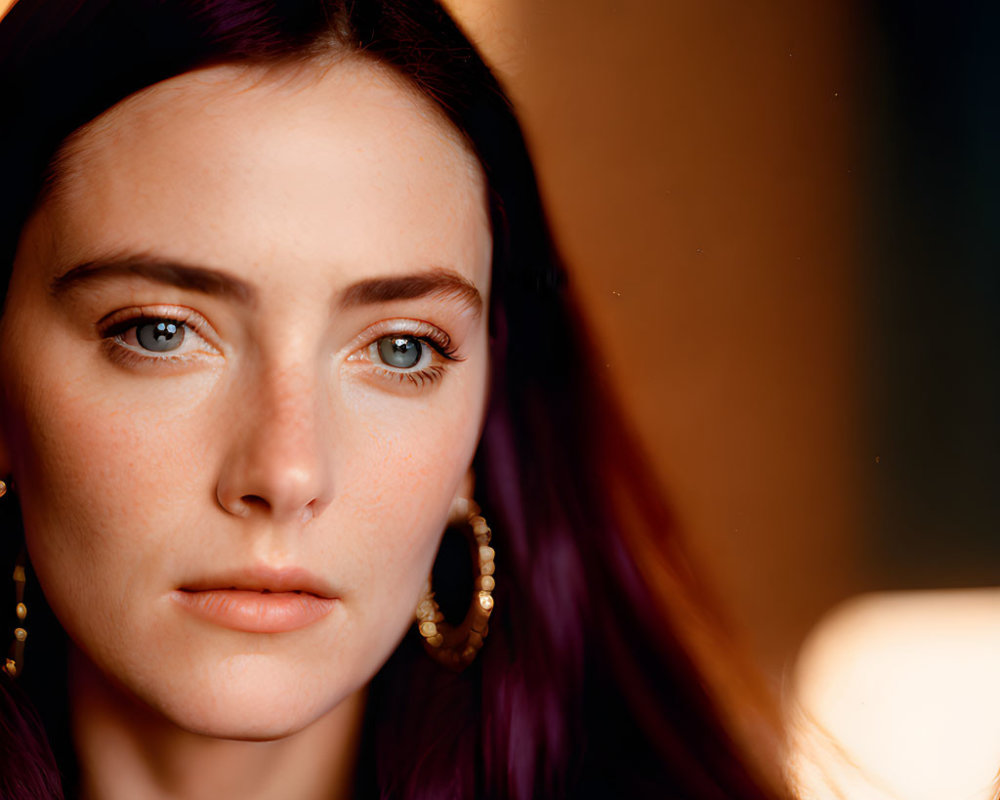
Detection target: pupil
<box><xmin>137</xmin><ymin>320</ymin><xmax>185</xmax><ymax>352</ymax></box>
<box><xmin>378</xmin><ymin>336</ymin><xmax>422</xmax><ymax>369</ymax></box>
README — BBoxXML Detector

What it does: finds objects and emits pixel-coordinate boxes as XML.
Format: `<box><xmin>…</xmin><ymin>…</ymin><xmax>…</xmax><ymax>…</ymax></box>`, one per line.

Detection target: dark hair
<box><xmin>0</xmin><ymin>1</ymin><xmax>787</xmax><ymax>798</ymax></box>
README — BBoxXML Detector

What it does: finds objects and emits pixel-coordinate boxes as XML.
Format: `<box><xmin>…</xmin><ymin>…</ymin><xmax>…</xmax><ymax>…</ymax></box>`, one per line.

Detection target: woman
<box><xmin>0</xmin><ymin>1</ymin><xmax>788</xmax><ymax>797</ymax></box>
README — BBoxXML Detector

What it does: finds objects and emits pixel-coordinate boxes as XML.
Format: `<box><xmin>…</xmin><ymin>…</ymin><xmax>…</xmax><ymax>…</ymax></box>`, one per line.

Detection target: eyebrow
<box><xmin>49</xmin><ymin>257</ymin><xmax>482</xmax><ymax>316</ymax></box>
<box><xmin>338</xmin><ymin>268</ymin><xmax>482</xmax><ymax>316</ymax></box>
<box><xmin>49</xmin><ymin>258</ymin><xmax>256</xmax><ymax>304</ymax></box>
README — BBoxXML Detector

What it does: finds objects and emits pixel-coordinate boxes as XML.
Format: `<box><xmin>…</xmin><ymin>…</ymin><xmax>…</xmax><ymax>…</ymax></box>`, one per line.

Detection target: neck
<box><xmin>69</xmin><ymin>649</ymin><xmax>367</xmax><ymax>800</ymax></box>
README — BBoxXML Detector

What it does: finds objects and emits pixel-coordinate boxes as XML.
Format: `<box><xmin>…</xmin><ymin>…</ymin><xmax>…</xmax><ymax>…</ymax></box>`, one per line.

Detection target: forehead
<box><xmin>39</xmin><ymin>58</ymin><xmax>490</xmax><ymax>288</ymax></box>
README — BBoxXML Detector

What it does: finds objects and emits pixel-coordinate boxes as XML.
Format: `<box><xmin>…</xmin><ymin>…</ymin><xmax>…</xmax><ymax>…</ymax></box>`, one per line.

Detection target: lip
<box><xmin>172</xmin><ymin>566</ymin><xmax>338</xmax><ymax>634</ymax></box>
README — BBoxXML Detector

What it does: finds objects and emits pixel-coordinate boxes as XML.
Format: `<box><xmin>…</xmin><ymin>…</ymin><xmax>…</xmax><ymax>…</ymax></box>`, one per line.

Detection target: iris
<box><xmin>377</xmin><ymin>335</ymin><xmax>421</xmax><ymax>369</ymax></box>
<box><xmin>137</xmin><ymin>320</ymin><xmax>185</xmax><ymax>352</ymax></box>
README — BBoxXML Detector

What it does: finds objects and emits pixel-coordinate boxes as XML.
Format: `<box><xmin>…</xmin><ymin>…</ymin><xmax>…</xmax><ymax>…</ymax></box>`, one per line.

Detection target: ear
<box><xmin>447</xmin><ymin>467</ymin><xmax>476</xmax><ymax>523</ymax></box>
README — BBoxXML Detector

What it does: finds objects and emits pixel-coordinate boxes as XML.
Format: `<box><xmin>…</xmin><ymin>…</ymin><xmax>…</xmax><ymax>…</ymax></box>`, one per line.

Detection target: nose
<box><xmin>216</xmin><ymin>362</ymin><xmax>334</xmax><ymax>524</ymax></box>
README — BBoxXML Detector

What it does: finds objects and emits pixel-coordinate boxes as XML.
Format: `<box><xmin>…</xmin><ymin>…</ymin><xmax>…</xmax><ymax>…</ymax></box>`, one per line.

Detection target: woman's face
<box><xmin>0</xmin><ymin>59</ymin><xmax>491</xmax><ymax>737</ymax></box>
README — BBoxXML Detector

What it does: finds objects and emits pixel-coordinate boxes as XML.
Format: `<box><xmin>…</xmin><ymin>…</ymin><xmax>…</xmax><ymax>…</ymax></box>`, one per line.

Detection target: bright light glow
<box><xmin>789</xmin><ymin>589</ymin><xmax>1000</xmax><ymax>800</ymax></box>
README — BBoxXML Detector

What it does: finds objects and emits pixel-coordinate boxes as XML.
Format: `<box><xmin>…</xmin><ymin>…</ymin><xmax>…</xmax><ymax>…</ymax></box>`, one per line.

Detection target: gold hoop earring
<box><xmin>1</xmin><ymin>481</ymin><xmax>27</xmax><ymax>679</ymax></box>
<box><xmin>415</xmin><ymin>499</ymin><xmax>495</xmax><ymax>670</ymax></box>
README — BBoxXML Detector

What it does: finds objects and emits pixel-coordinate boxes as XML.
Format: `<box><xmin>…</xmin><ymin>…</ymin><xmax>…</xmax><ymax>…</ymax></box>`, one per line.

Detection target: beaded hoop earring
<box><xmin>1</xmin><ymin>480</ymin><xmax>27</xmax><ymax>679</ymax></box>
<box><xmin>415</xmin><ymin>499</ymin><xmax>495</xmax><ymax>670</ymax></box>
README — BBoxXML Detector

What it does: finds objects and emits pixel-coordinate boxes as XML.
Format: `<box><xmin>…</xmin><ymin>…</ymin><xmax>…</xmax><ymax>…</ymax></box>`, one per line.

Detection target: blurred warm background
<box><xmin>2</xmin><ymin>0</ymin><xmax>996</xmax><ymax>683</ymax></box>
<box><xmin>447</xmin><ymin>0</ymin><xmax>863</xmax><ymax>676</ymax></box>
<box><xmin>444</xmin><ymin>0</ymin><xmax>999</xmax><ymax>680</ymax></box>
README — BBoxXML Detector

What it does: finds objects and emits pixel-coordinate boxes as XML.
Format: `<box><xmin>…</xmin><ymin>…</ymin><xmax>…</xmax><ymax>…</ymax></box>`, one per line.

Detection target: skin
<box><xmin>0</xmin><ymin>57</ymin><xmax>492</xmax><ymax>799</ymax></box>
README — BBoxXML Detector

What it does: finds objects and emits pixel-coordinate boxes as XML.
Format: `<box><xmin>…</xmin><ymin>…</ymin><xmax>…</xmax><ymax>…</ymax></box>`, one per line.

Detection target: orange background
<box><xmin>448</xmin><ymin>0</ymin><xmax>864</xmax><ymax>674</ymax></box>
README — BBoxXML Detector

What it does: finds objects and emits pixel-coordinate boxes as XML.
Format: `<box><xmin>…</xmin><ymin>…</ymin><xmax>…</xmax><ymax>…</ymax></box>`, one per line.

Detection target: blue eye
<box><xmin>136</xmin><ymin>320</ymin><xmax>185</xmax><ymax>352</ymax></box>
<box><xmin>377</xmin><ymin>335</ymin><xmax>422</xmax><ymax>369</ymax></box>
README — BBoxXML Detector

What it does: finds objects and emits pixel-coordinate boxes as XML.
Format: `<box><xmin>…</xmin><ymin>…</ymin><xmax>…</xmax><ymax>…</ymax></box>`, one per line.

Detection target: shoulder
<box><xmin>788</xmin><ymin>589</ymin><xmax>1000</xmax><ymax>800</ymax></box>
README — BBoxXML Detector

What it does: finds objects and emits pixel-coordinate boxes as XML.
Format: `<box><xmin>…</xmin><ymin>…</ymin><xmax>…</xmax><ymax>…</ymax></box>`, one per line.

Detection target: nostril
<box><xmin>216</xmin><ymin>471</ymin><xmax>331</xmax><ymax>522</ymax></box>
<box><xmin>240</xmin><ymin>495</ymin><xmax>271</xmax><ymax>512</ymax></box>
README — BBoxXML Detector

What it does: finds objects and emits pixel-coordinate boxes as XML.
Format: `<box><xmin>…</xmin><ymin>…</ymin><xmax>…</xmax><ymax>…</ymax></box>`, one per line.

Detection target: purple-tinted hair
<box><xmin>0</xmin><ymin>2</ymin><xmax>787</xmax><ymax>798</ymax></box>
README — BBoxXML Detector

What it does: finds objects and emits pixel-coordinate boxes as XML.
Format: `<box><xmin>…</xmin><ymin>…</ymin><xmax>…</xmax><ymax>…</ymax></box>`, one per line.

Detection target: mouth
<box><xmin>172</xmin><ymin>566</ymin><xmax>338</xmax><ymax>634</ymax></box>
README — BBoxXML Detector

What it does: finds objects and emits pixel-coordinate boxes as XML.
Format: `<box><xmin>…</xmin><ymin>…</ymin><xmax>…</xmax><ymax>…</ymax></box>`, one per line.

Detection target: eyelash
<box><xmin>97</xmin><ymin>306</ymin><xmax>217</xmax><ymax>368</ymax></box>
<box><xmin>96</xmin><ymin>308</ymin><xmax>463</xmax><ymax>387</ymax></box>
<box><xmin>357</xmin><ymin>320</ymin><xmax>463</xmax><ymax>388</ymax></box>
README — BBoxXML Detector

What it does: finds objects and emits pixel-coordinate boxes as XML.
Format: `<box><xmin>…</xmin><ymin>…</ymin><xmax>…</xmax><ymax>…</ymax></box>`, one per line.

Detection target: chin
<box><xmin>144</xmin><ymin>655</ymin><xmax>365</xmax><ymax>742</ymax></box>
<box><xmin>163</xmin><ymin>685</ymin><xmax>349</xmax><ymax>741</ymax></box>
<box><xmin>179</xmin><ymin>711</ymin><xmax>323</xmax><ymax>743</ymax></box>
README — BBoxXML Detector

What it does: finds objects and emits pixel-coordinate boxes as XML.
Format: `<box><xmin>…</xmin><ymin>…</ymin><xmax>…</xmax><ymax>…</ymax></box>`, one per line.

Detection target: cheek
<box><xmin>3</xmin><ymin>359</ymin><xmax>208</xmax><ymax>646</ymax></box>
<box><xmin>331</xmin><ymin>348</ymin><xmax>489</xmax><ymax>618</ymax></box>
<box><xmin>9</xmin><ymin>349</ymin><xmax>214</xmax><ymax>520</ymax></box>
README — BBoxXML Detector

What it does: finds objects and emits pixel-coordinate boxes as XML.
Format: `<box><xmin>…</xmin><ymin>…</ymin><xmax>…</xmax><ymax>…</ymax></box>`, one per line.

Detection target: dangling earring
<box><xmin>415</xmin><ymin>499</ymin><xmax>495</xmax><ymax>670</ymax></box>
<box><xmin>1</xmin><ymin>481</ymin><xmax>27</xmax><ymax>679</ymax></box>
